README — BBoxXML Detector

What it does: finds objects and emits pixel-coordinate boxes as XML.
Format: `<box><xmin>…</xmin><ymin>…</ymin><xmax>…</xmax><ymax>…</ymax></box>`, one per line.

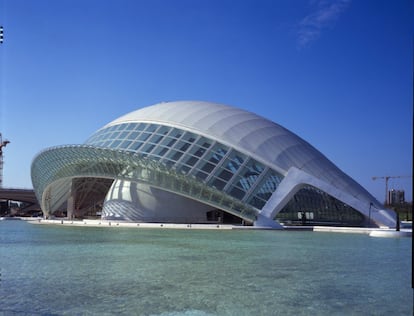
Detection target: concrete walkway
<box><xmin>26</xmin><ymin>218</ymin><xmax>413</xmax><ymax>237</ymax></box>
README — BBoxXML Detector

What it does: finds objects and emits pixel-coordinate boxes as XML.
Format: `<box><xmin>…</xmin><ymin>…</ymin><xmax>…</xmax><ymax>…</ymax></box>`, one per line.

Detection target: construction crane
<box><xmin>0</xmin><ymin>133</ymin><xmax>10</xmax><ymax>188</ymax></box>
<box><xmin>372</xmin><ymin>175</ymin><xmax>412</xmax><ymax>205</ymax></box>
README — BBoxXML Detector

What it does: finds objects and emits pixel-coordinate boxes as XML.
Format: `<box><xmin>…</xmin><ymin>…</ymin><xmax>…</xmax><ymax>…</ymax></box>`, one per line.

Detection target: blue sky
<box><xmin>0</xmin><ymin>0</ymin><xmax>412</xmax><ymax>203</ymax></box>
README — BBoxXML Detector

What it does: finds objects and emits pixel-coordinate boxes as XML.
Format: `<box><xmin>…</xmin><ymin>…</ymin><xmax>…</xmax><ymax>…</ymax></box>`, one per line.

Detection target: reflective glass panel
<box><xmin>128</xmin><ymin>131</ymin><xmax>139</xmax><ymax>140</ymax></box>
<box><xmin>162</xmin><ymin>137</ymin><xmax>177</xmax><ymax>148</ymax></box>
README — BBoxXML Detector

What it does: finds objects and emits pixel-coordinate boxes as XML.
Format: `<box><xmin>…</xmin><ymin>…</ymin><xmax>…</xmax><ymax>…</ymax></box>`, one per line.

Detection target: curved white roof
<box><xmin>109</xmin><ymin>101</ymin><xmax>322</xmax><ymax>172</ymax></box>
<box><xmin>107</xmin><ymin>101</ymin><xmax>370</xmax><ymax>200</ymax></box>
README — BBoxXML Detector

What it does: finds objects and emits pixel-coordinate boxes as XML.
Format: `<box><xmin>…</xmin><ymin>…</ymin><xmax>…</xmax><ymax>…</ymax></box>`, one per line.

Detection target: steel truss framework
<box><xmin>31</xmin><ymin>145</ymin><xmax>258</xmax><ymax>221</ymax></box>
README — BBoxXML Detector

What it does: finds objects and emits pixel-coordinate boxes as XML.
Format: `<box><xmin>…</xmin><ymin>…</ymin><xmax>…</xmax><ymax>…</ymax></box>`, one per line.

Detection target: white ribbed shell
<box><xmin>106</xmin><ymin>100</ymin><xmax>374</xmax><ymax>203</ymax></box>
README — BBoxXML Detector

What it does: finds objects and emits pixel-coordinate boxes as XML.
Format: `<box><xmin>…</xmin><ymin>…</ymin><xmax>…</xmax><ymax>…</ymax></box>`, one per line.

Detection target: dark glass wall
<box><xmin>276</xmin><ymin>185</ymin><xmax>365</xmax><ymax>226</ymax></box>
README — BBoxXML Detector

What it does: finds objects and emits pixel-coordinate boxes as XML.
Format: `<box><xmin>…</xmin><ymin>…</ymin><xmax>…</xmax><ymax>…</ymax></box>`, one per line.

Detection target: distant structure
<box><xmin>388</xmin><ymin>189</ymin><xmax>405</xmax><ymax>205</ymax></box>
<box><xmin>0</xmin><ymin>133</ymin><xmax>10</xmax><ymax>188</ymax></box>
<box><xmin>0</xmin><ymin>25</ymin><xmax>3</xmax><ymax>44</ymax></box>
<box><xmin>31</xmin><ymin>101</ymin><xmax>397</xmax><ymax>228</ymax></box>
<box><xmin>372</xmin><ymin>175</ymin><xmax>412</xmax><ymax>205</ymax></box>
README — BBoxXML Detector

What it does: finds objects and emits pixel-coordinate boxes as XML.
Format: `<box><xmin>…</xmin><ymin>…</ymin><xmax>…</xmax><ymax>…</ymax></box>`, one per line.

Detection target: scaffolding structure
<box><xmin>372</xmin><ymin>175</ymin><xmax>412</xmax><ymax>205</ymax></box>
<box><xmin>0</xmin><ymin>133</ymin><xmax>10</xmax><ymax>188</ymax></box>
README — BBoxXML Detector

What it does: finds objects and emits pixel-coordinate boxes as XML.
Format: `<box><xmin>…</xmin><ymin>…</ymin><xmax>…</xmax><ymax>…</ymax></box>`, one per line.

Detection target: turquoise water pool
<box><xmin>0</xmin><ymin>220</ymin><xmax>411</xmax><ymax>315</ymax></box>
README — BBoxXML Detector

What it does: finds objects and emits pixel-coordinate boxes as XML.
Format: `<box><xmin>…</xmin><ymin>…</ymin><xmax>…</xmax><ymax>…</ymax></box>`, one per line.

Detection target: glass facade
<box><xmin>85</xmin><ymin>122</ymin><xmax>285</xmax><ymax>211</ymax></box>
<box><xmin>276</xmin><ymin>186</ymin><xmax>365</xmax><ymax>226</ymax></box>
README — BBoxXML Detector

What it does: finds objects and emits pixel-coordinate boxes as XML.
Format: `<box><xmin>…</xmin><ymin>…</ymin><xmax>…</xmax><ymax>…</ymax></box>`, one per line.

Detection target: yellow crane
<box><xmin>372</xmin><ymin>175</ymin><xmax>412</xmax><ymax>205</ymax></box>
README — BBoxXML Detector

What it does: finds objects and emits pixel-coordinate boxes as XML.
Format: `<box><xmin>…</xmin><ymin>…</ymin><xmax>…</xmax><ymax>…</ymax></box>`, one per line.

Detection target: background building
<box><xmin>31</xmin><ymin>101</ymin><xmax>396</xmax><ymax>228</ymax></box>
<box><xmin>388</xmin><ymin>189</ymin><xmax>405</xmax><ymax>205</ymax></box>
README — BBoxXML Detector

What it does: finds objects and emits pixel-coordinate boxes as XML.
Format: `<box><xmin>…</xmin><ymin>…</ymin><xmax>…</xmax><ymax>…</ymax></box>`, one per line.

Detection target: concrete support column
<box><xmin>67</xmin><ymin>195</ymin><xmax>74</xmax><ymax>219</ymax></box>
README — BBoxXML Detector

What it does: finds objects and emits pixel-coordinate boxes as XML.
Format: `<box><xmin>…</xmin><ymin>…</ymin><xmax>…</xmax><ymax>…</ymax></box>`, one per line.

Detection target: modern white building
<box><xmin>31</xmin><ymin>101</ymin><xmax>396</xmax><ymax>228</ymax></box>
